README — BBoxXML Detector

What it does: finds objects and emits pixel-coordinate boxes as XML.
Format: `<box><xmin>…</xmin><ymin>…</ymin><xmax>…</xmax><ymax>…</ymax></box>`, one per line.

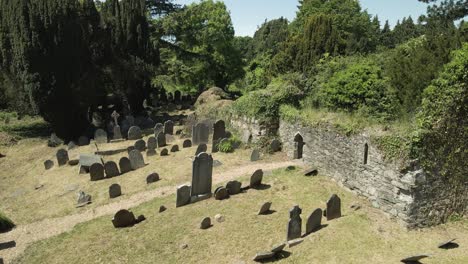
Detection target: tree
<box><xmin>380</xmin><ymin>20</ymin><xmax>395</xmax><ymax>48</ymax></box>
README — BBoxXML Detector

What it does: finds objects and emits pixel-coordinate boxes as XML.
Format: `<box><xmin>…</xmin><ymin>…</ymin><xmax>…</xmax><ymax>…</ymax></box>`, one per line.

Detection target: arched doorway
<box><xmin>293</xmin><ymin>133</ymin><xmax>304</xmax><ymax>159</ymax></box>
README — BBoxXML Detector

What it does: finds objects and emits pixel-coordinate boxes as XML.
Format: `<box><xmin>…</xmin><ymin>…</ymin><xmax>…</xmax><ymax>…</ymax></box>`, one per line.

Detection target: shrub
<box><xmin>0</xmin><ymin>211</ymin><xmax>15</xmax><ymax>232</ymax></box>
<box><xmin>218</xmin><ymin>136</ymin><xmax>242</xmax><ymax>153</ymax></box>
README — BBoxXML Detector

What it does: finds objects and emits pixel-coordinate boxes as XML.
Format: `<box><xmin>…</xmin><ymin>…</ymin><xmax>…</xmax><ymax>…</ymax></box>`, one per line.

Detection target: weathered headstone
<box><xmin>326</xmin><ymin>194</ymin><xmax>341</xmax><ymax>221</ymax></box>
<box><xmin>68</xmin><ymin>159</ymin><xmax>79</xmax><ymax>166</ymax></box>
<box><xmin>271</xmin><ymin>243</ymin><xmax>287</xmax><ymax>253</ymax></box>
<box><xmin>306</xmin><ymin>208</ymin><xmax>322</xmax><ymax>234</ymax></box>
<box><xmin>164</xmin><ymin>120</ymin><xmax>174</xmax><ymax>135</ymax></box>
<box><xmin>214</xmin><ymin>186</ymin><xmax>229</xmax><ymax>200</ymax></box>
<box><xmin>226</xmin><ymin>180</ymin><xmax>242</xmax><ymax>195</ymax></box>
<box><xmin>146</xmin><ymin>149</ymin><xmax>157</xmax><ymax>157</ymax></box>
<box><xmin>134</xmin><ymin>139</ymin><xmax>146</xmax><ymax>152</ymax></box>
<box><xmin>109</xmin><ymin>184</ymin><xmax>122</xmax><ymax>198</ymax></box>
<box><xmin>44</xmin><ymin>160</ymin><xmax>54</xmax><ymax>170</ymax></box>
<box><xmin>77</xmin><ymin>191</ymin><xmax>92</xmax><ymax>206</ymax></box>
<box><xmin>67</xmin><ymin>141</ymin><xmax>77</xmax><ymax>150</ymax></box>
<box><xmin>113</xmin><ymin>126</ymin><xmax>123</xmax><ymax>140</ymax></box>
<box><xmin>48</xmin><ymin>133</ymin><xmax>63</xmax><ymax>147</ymax></box>
<box><xmin>176</xmin><ymin>184</ymin><xmax>191</xmax><ymax>207</ymax></box>
<box><xmin>159</xmin><ymin>205</ymin><xmax>167</xmax><ymax>213</ymax></box>
<box><xmin>56</xmin><ymin>149</ymin><xmax>69</xmax><ymax>166</ymax></box>
<box><xmin>195</xmin><ymin>144</ymin><xmax>207</xmax><ymax>156</ymax></box>
<box><xmin>112</xmin><ymin>209</ymin><xmax>136</xmax><ymax>228</ymax></box>
<box><xmin>250</xmin><ymin>149</ymin><xmax>260</xmax><ymax>162</ymax></box>
<box><xmin>157</xmin><ymin>132</ymin><xmax>166</xmax><ymax>147</ymax></box>
<box><xmin>212</xmin><ymin>120</ymin><xmax>226</xmax><ymax>152</ymax></box>
<box><xmin>183</xmin><ymin>139</ymin><xmax>192</xmax><ymax>148</ymax></box>
<box><xmin>287</xmin><ymin>205</ymin><xmax>302</xmax><ymax>241</ymax></box>
<box><xmin>127</xmin><ymin>126</ymin><xmax>142</xmax><ymax>140</ymax></box>
<box><xmin>146</xmin><ymin>173</ymin><xmax>160</xmax><ymax>184</ymax></box>
<box><xmin>154</xmin><ymin>123</ymin><xmax>163</xmax><ymax>137</ymax></box>
<box><xmin>94</xmin><ymin>129</ymin><xmax>108</xmax><ymax>144</ymax></box>
<box><xmin>270</xmin><ymin>139</ymin><xmax>281</xmax><ymax>152</ymax></box>
<box><xmin>104</xmin><ymin>161</ymin><xmax>120</xmax><ymax>177</ymax></box>
<box><xmin>200</xmin><ymin>217</ymin><xmax>211</xmax><ymax>229</ymax></box>
<box><xmin>147</xmin><ymin>136</ymin><xmax>157</xmax><ymax>150</ymax></box>
<box><xmin>119</xmin><ymin>157</ymin><xmax>132</xmax><ymax>174</ymax></box>
<box><xmin>304</xmin><ymin>168</ymin><xmax>318</xmax><ymax>177</ymax></box>
<box><xmin>111</xmin><ymin>110</ymin><xmax>120</xmax><ymax>125</ymax></box>
<box><xmin>90</xmin><ymin>163</ymin><xmax>105</xmax><ymax>181</ymax></box>
<box><xmin>258</xmin><ymin>202</ymin><xmax>272</xmax><ymax>215</ymax></box>
<box><xmin>192</xmin><ymin>123</ymin><xmax>209</xmax><ymax>145</ymax></box>
<box><xmin>253</xmin><ymin>252</ymin><xmax>275</xmax><ymax>262</ymax></box>
<box><xmin>250</xmin><ymin>169</ymin><xmax>263</xmax><ymax>188</ymax></box>
<box><xmin>129</xmin><ymin>149</ymin><xmax>145</xmax><ymax>170</ymax></box>
<box><xmin>170</xmin><ymin>145</ymin><xmax>179</xmax><ymax>152</ymax></box>
<box><xmin>160</xmin><ymin>148</ymin><xmax>169</xmax><ymax>156</ymax></box>
<box><xmin>78</xmin><ymin>136</ymin><xmax>90</xmax><ymax>146</ymax></box>
<box><xmin>191</xmin><ymin>152</ymin><xmax>213</xmax><ymax>196</ymax></box>
<box><xmin>79</xmin><ymin>154</ymin><xmax>103</xmax><ymax>169</ymax></box>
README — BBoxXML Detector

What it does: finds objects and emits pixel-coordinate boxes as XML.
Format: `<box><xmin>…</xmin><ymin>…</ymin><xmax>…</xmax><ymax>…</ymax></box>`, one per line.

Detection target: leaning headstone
<box><xmin>214</xmin><ymin>186</ymin><xmax>229</xmax><ymax>200</ymax></box>
<box><xmin>44</xmin><ymin>160</ymin><xmax>54</xmax><ymax>170</ymax></box>
<box><xmin>112</xmin><ymin>209</ymin><xmax>136</xmax><ymax>228</ymax></box>
<box><xmin>183</xmin><ymin>139</ymin><xmax>192</xmax><ymax>148</ymax></box>
<box><xmin>127</xmin><ymin>126</ymin><xmax>142</xmax><ymax>140</ymax></box>
<box><xmin>170</xmin><ymin>145</ymin><xmax>179</xmax><ymax>152</ymax></box>
<box><xmin>271</xmin><ymin>243</ymin><xmax>287</xmax><ymax>253</ymax></box>
<box><xmin>250</xmin><ymin>169</ymin><xmax>263</xmax><ymax>188</ymax></box>
<box><xmin>157</xmin><ymin>132</ymin><xmax>166</xmax><ymax>147</ymax></box>
<box><xmin>253</xmin><ymin>252</ymin><xmax>275</xmax><ymax>262</ymax></box>
<box><xmin>129</xmin><ymin>149</ymin><xmax>145</xmax><ymax>170</ymax></box>
<box><xmin>77</xmin><ymin>191</ymin><xmax>92</xmax><ymax>206</ymax></box>
<box><xmin>146</xmin><ymin>173</ymin><xmax>160</xmax><ymax>184</ymax></box>
<box><xmin>326</xmin><ymin>194</ymin><xmax>341</xmax><ymax>221</ymax></box>
<box><xmin>164</xmin><ymin>120</ymin><xmax>174</xmax><ymax>135</ymax></box>
<box><xmin>438</xmin><ymin>238</ymin><xmax>458</xmax><ymax>249</ymax></box>
<box><xmin>134</xmin><ymin>139</ymin><xmax>146</xmax><ymax>152</ymax></box>
<box><xmin>192</xmin><ymin>123</ymin><xmax>209</xmax><ymax>145</ymax></box>
<box><xmin>90</xmin><ymin>163</ymin><xmax>105</xmax><ymax>181</ymax></box>
<box><xmin>78</xmin><ymin>136</ymin><xmax>90</xmax><ymax>146</ymax></box>
<box><xmin>154</xmin><ymin>123</ymin><xmax>163</xmax><ymax>137</ymax></box>
<box><xmin>270</xmin><ymin>139</ymin><xmax>281</xmax><ymax>152</ymax></box>
<box><xmin>67</xmin><ymin>141</ymin><xmax>77</xmax><ymax>150</ymax></box>
<box><xmin>48</xmin><ymin>133</ymin><xmax>63</xmax><ymax>147</ymax></box>
<box><xmin>191</xmin><ymin>152</ymin><xmax>213</xmax><ymax>196</ymax></box>
<box><xmin>104</xmin><ymin>161</ymin><xmax>120</xmax><ymax>178</ymax></box>
<box><xmin>212</xmin><ymin>120</ymin><xmax>226</xmax><ymax>152</ymax></box>
<box><xmin>287</xmin><ymin>205</ymin><xmax>302</xmax><ymax>241</ymax></box>
<box><xmin>401</xmin><ymin>255</ymin><xmax>430</xmax><ymax>263</ymax></box>
<box><xmin>304</xmin><ymin>168</ymin><xmax>318</xmax><ymax>177</ymax></box>
<box><xmin>56</xmin><ymin>149</ymin><xmax>69</xmax><ymax>166</ymax></box>
<box><xmin>176</xmin><ymin>184</ymin><xmax>191</xmax><ymax>207</ymax></box>
<box><xmin>195</xmin><ymin>144</ymin><xmax>207</xmax><ymax>156</ymax></box>
<box><xmin>160</xmin><ymin>148</ymin><xmax>169</xmax><ymax>156</ymax></box>
<box><xmin>200</xmin><ymin>217</ymin><xmax>211</xmax><ymax>229</ymax></box>
<box><xmin>306</xmin><ymin>208</ymin><xmax>322</xmax><ymax>234</ymax></box>
<box><xmin>109</xmin><ymin>184</ymin><xmax>122</xmax><ymax>198</ymax></box>
<box><xmin>258</xmin><ymin>202</ymin><xmax>272</xmax><ymax>215</ymax></box>
<box><xmin>119</xmin><ymin>157</ymin><xmax>132</xmax><ymax>174</ymax></box>
<box><xmin>226</xmin><ymin>181</ymin><xmax>242</xmax><ymax>195</ymax></box>
<box><xmin>147</xmin><ymin>136</ymin><xmax>157</xmax><ymax>150</ymax></box>
<box><xmin>159</xmin><ymin>205</ymin><xmax>167</xmax><ymax>213</ymax></box>
<box><xmin>94</xmin><ymin>129</ymin><xmax>108</xmax><ymax>144</ymax></box>
<box><xmin>250</xmin><ymin>149</ymin><xmax>260</xmax><ymax>162</ymax></box>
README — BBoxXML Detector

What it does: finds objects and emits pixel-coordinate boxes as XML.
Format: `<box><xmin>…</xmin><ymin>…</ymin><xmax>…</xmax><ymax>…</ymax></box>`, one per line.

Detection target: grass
<box><xmin>0</xmin><ymin>112</ymin><xmax>50</xmax><ymax>147</ymax></box>
<box><xmin>0</xmin><ymin>210</ymin><xmax>15</xmax><ymax>232</ymax></box>
<box><xmin>12</xmin><ymin>169</ymin><xmax>468</xmax><ymax>264</ymax></box>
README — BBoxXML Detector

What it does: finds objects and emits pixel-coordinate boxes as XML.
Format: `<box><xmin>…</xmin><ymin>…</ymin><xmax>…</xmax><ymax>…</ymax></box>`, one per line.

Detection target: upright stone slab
<box><xmin>195</xmin><ymin>144</ymin><xmax>207</xmax><ymax>156</ymax></box>
<box><xmin>250</xmin><ymin>149</ymin><xmax>260</xmax><ymax>162</ymax></box>
<box><xmin>146</xmin><ymin>173</ymin><xmax>160</xmax><ymax>184</ymax></box>
<box><xmin>326</xmin><ymin>194</ymin><xmax>342</xmax><ymax>221</ymax></box>
<box><xmin>147</xmin><ymin>136</ymin><xmax>157</xmax><ymax>150</ymax></box>
<box><xmin>214</xmin><ymin>186</ymin><xmax>229</xmax><ymax>200</ymax></box>
<box><xmin>191</xmin><ymin>152</ymin><xmax>213</xmax><ymax>196</ymax></box>
<box><xmin>154</xmin><ymin>123</ymin><xmax>163</xmax><ymax>137</ymax></box>
<box><xmin>270</xmin><ymin>139</ymin><xmax>281</xmax><ymax>152</ymax></box>
<box><xmin>212</xmin><ymin>120</ymin><xmax>226</xmax><ymax>152</ymax></box>
<box><xmin>258</xmin><ymin>202</ymin><xmax>272</xmax><ymax>215</ymax></box>
<box><xmin>157</xmin><ymin>132</ymin><xmax>166</xmax><ymax>148</ymax></box>
<box><xmin>78</xmin><ymin>136</ymin><xmax>90</xmax><ymax>146</ymax></box>
<box><xmin>287</xmin><ymin>205</ymin><xmax>302</xmax><ymax>241</ymax></box>
<box><xmin>226</xmin><ymin>181</ymin><xmax>242</xmax><ymax>195</ymax></box>
<box><xmin>164</xmin><ymin>120</ymin><xmax>174</xmax><ymax>135</ymax></box>
<box><xmin>119</xmin><ymin>157</ymin><xmax>132</xmax><ymax>174</ymax></box>
<box><xmin>192</xmin><ymin>123</ymin><xmax>209</xmax><ymax>145</ymax></box>
<box><xmin>104</xmin><ymin>161</ymin><xmax>120</xmax><ymax>177</ymax></box>
<box><xmin>170</xmin><ymin>145</ymin><xmax>179</xmax><ymax>152</ymax></box>
<box><xmin>56</xmin><ymin>149</ymin><xmax>69</xmax><ymax>166</ymax></box>
<box><xmin>183</xmin><ymin>139</ymin><xmax>192</xmax><ymax>148</ymax></box>
<box><xmin>129</xmin><ymin>150</ymin><xmax>145</xmax><ymax>170</ymax></box>
<box><xmin>127</xmin><ymin>126</ymin><xmax>142</xmax><ymax>140</ymax></box>
<box><xmin>134</xmin><ymin>139</ymin><xmax>146</xmax><ymax>152</ymax></box>
<box><xmin>112</xmin><ymin>209</ymin><xmax>136</xmax><ymax>228</ymax></box>
<box><xmin>94</xmin><ymin>129</ymin><xmax>108</xmax><ymax>144</ymax></box>
<box><xmin>306</xmin><ymin>208</ymin><xmax>322</xmax><ymax>234</ymax></box>
<box><xmin>200</xmin><ymin>217</ymin><xmax>211</xmax><ymax>229</ymax></box>
<box><xmin>250</xmin><ymin>169</ymin><xmax>263</xmax><ymax>188</ymax></box>
<box><xmin>79</xmin><ymin>154</ymin><xmax>103</xmax><ymax>169</ymax></box>
<box><xmin>176</xmin><ymin>184</ymin><xmax>191</xmax><ymax>207</ymax></box>
<box><xmin>160</xmin><ymin>148</ymin><xmax>169</xmax><ymax>156</ymax></box>
<box><xmin>44</xmin><ymin>160</ymin><xmax>54</xmax><ymax>170</ymax></box>
<box><xmin>109</xmin><ymin>184</ymin><xmax>122</xmax><ymax>198</ymax></box>
<box><xmin>90</xmin><ymin>163</ymin><xmax>105</xmax><ymax>181</ymax></box>
<box><xmin>113</xmin><ymin>126</ymin><xmax>123</xmax><ymax>140</ymax></box>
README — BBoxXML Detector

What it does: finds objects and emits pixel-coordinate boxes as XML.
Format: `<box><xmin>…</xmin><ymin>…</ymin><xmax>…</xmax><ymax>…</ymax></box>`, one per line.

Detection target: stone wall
<box><xmin>279</xmin><ymin>120</ymin><xmax>468</xmax><ymax>228</ymax></box>
<box><xmin>229</xmin><ymin>116</ymin><xmax>277</xmax><ymax>143</ymax></box>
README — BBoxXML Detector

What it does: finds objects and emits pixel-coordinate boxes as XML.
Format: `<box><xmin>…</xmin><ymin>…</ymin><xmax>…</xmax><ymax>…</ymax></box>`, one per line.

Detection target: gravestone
<box><xmin>164</xmin><ymin>120</ymin><xmax>174</xmax><ymax>135</ymax></box>
<box><xmin>147</xmin><ymin>136</ymin><xmax>157</xmax><ymax>150</ymax></box>
<box><xmin>119</xmin><ymin>157</ymin><xmax>132</xmax><ymax>174</ymax></box>
<box><xmin>191</xmin><ymin>152</ymin><xmax>213</xmax><ymax>196</ymax></box>
<box><xmin>258</xmin><ymin>202</ymin><xmax>272</xmax><ymax>215</ymax></box>
<box><xmin>146</xmin><ymin>149</ymin><xmax>157</xmax><ymax>157</ymax></box>
<box><xmin>56</xmin><ymin>149</ymin><xmax>69</xmax><ymax>166</ymax></box>
<box><xmin>128</xmin><ymin>126</ymin><xmax>142</xmax><ymax>140</ymax></box>
<box><xmin>212</xmin><ymin>120</ymin><xmax>226</xmax><ymax>152</ymax></box>
<box><xmin>214</xmin><ymin>186</ymin><xmax>229</xmax><ymax>200</ymax></box>
<box><xmin>183</xmin><ymin>139</ymin><xmax>192</xmax><ymax>148</ymax></box>
<box><xmin>44</xmin><ymin>160</ymin><xmax>54</xmax><ymax>170</ymax></box>
<box><xmin>48</xmin><ymin>133</ymin><xmax>63</xmax><ymax>147</ymax></box>
<box><xmin>154</xmin><ymin>123</ymin><xmax>163</xmax><ymax>137</ymax></box>
<box><xmin>200</xmin><ymin>217</ymin><xmax>211</xmax><ymax>229</ymax></box>
<box><xmin>134</xmin><ymin>139</ymin><xmax>146</xmax><ymax>152</ymax></box>
<box><xmin>127</xmin><ymin>146</ymin><xmax>135</xmax><ymax>153</ymax></box>
<box><xmin>192</xmin><ymin>123</ymin><xmax>209</xmax><ymax>145</ymax></box>
<box><xmin>68</xmin><ymin>159</ymin><xmax>79</xmax><ymax>166</ymax></box>
<box><xmin>287</xmin><ymin>205</ymin><xmax>302</xmax><ymax>241</ymax></box>
<box><xmin>250</xmin><ymin>149</ymin><xmax>260</xmax><ymax>162</ymax></box>
<box><xmin>270</xmin><ymin>139</ymin><xmax>281</xmax><ymax>152</ymax></box>
<box><xmin>79</xmin><ymin>154</ymin><xmax>103</xmax><ymax>169</ymax></box>
<box><xmin>306</xmin><ymin>208</ymin><xmax>322</xmax><ymax>234</ymax></box>
<box><xmin>90</xmin><ymin>163</ymin><xmax>105</xmax><ymax>181</ymax></box>
<box><xmin>226</xmin><ymin>181</ymin><xmax>242</xmax><ymax>195</ymax></box>
<box><xmin>195</xmin><ymin>144</ymin><xmax>207</xmax><ymax>156</ymax></box>
<box><xmin>250</xmin><ymin>169</ymin><xmax>263</xmax><ymax>188</ymax></box>
<box><xmin>170</xmin><ymin>145</ymin><xmax>179</xmax><ymax>152</ymax></box>
<box><xmin>253</xmin><ymin>252</ymin><xmax>275</xmax><ymax>262</ymax></box>
<box><xmin>104</xmin><ymin>161</ymin><xmax>120</xmax><ymax>177</ymax></box>
<box><xmin>146</xmin><ymin>173</ymin><xmax>160</xmax><ymax>184</ymax></box>
<box><xmin>109</xmin><ymin>184</ymin><xmax>122</xmax><ymax>198</ymax></box>
<box><xmin>111</xmin><ymin>110</ymin><xmax>120</xmax><ymax>125</ymax></box>
<box><xmin>94</xmin><ymin>129</ymin><xmax>108</xmax><ymax>144</ymax></box>
<box><xmin>112</xmin><ymin>209</ymin><xmax>136</xmax><ymax>228</ymax></box>
<box><xmin>176</xmin><ymin>184</ymin><xmax>191</xmax><ymax>207</ymax></box>
<box><xmin>67</xmin><ymin>141</ymin><xmax>77</xmax><ymax>150</ymax></box>
<box><xmin>77</xmin><ymin>191</ymin><xmax>92</xmax><ymax>206</ymax></box>
<box><xmin>326</xmin><ymin>194</ymin><xmax>341</xmax><ymax>221</ymax></box>
<box><xmin>78</xmin><ymin>136</ymin><xmax>90</xmax><ymax>146</ymax></box>
<box><xmin>113</xmin><ymin>126</ymin><xmax>123</xmax><ymax>140</ymax></box>
<box><xmin>157</xmin><ymin>132</ymin><xmax>166</xmax><ymax>147</ymax></box>
<box><xmin>129</xmin><ymin>150</ymin><xmax>145</xmax><ymax>170</ymax></box>
<box><xmin>160</xmin><ymin>148</ymin><xmax>169</xmax><ymax>156</ymax></box>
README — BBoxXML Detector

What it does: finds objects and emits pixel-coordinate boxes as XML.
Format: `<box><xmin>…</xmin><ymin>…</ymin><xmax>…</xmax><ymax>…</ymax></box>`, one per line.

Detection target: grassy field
<box><xmin>12</xmin><ymin>169</ymin><xmax>468</xmax><ymax>264</ymax></box>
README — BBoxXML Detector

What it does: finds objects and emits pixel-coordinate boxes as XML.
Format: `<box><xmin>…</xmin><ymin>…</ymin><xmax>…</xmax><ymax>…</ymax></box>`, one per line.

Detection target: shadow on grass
<box><xmin>258</xmin><ymin>251</ymin><xmax>292</xmax><ymax>263</ymax></box>
<box><xmin>0</xmin><ymin>240</ymin><xmax>16</xmax><ymax>250</ymax></box>
<box><xmin>302</xmin><ymin>224</ymin><xmax>328</xmax><ymax>238</ymax></box>
<box><xmin>1</xmin><ymin>121</ymin><xmax>51</xmax><ymax>139</ymax></box>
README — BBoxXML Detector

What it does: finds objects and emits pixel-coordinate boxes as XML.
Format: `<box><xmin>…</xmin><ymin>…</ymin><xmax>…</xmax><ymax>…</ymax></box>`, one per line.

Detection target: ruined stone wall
<box><xmin>229</xmin><ymin>116</ymin><xmax>277</xmax><ymax>143</ymax></box>
<box><xmin>278</xmin><ymin>119</ymin><xmax>467</xmax><ymax>228</ymax></box>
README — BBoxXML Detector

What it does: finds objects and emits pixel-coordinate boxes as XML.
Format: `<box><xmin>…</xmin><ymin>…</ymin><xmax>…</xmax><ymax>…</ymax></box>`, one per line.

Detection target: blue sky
<box><xmin>174</xmin><ymin>0</ymin><xmax>433</xmax><ymax>36</ymax></box>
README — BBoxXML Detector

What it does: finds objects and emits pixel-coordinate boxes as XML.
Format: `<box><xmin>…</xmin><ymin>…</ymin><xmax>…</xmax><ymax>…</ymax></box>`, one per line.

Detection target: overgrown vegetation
<box><xmin>218</xmin><ymin>136</ymin><xmax>242</xmax><ymax>153</ymax></box>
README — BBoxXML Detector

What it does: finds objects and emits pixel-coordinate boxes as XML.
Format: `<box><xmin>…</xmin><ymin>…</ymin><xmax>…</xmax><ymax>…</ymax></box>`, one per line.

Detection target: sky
<box><xmin>173</xmin><ymin>0</ymin><xmax>433</xmax><ymax>36</ymax></box>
